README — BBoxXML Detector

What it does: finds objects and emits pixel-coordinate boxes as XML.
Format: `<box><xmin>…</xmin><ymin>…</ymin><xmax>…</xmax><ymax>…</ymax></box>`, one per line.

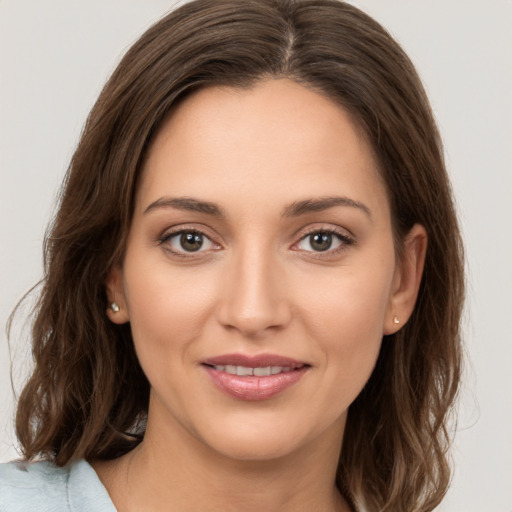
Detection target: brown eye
<box><xmin>180</xmin><ymin>232</ymin><xmax>204</xmax><ymax>252</ymax></box>
<box><xmin>295</xmin><ymin>229</ymin><xmax>352</xmax><ymax>254</ymax></box>
<box><xmin>309</xmin><ymin>232</ymin><xmax>333</xmax><ymax>252</ymax></box>
<box><xmin>164</xmin><ymin>230</ymin><xmax>215</xmax><ymax>254</ymax></box>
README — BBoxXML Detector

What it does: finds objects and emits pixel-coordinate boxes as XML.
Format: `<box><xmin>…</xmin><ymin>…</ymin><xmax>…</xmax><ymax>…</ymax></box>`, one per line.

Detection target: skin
<box><xmin>98</xmin><ymin>79</ymin><xmax>427</xmax><ymax>512</ymax></box>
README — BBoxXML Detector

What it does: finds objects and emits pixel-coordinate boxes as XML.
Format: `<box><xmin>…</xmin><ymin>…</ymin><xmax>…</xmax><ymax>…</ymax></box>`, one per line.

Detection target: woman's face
<box><xmin>109</xmin><ymin>79</ymin><xmax>419</xmax><ymax>462</ymax></box>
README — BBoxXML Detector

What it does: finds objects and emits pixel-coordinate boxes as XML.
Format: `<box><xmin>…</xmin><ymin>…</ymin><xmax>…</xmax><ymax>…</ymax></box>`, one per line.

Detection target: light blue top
<box><xmin>0</xmin><ymin>459</ymin><xmax>116</xmax><ymax>511</ymax></box>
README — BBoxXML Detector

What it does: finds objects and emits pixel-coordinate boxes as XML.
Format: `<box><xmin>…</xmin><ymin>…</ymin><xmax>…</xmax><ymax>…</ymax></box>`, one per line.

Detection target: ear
<box><xmin>105</xmin><ymin>265</ymin><xmax>130</xmax><ymax>324</ymax></box>
<box><xmin>383</xmin><ymin>224</ymin><xmax>427</xmax><ymax>335</ymax></box>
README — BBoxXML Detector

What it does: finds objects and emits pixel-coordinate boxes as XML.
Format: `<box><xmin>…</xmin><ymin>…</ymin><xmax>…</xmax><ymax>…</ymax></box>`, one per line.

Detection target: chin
<box><xmin>194</xmin><ymin>411</ymin><xmax>345</xmax><ymax>464</ymax></box>
<box><xmin>206</xmin><ymin>431</ymin><xmax>304</xmax><ymax>462</ymax></box>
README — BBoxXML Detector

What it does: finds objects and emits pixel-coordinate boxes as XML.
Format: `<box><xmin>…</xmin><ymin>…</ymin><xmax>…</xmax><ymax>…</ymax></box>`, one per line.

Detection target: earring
<box><xmin>393</xmin><ymin>315</ymin><xmax>400</xmax><ymax>325</ymax></box>
<box><xmin>110</xmin><ymin>302</ymin><xmax>120</xmax><ymax>313</ymax></box>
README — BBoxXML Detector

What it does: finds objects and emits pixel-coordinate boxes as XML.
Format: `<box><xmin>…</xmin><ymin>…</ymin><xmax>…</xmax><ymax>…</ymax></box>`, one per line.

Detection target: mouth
<box><xmin>201</xmin><ymin>354</ymin><xmax>310</xmax><ymax>401</ymax></box>
<box><xmin>204</xmin><ymin>364</ymin><xmax>303</xmax><ymax>376</ymax></box>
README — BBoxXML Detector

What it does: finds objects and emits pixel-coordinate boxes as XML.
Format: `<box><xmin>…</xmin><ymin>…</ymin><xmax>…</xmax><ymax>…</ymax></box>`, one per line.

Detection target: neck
<box><xmin>94</xmin><ymin>402</ymin><xmax>350</xmax><ymax>512</ymax></box>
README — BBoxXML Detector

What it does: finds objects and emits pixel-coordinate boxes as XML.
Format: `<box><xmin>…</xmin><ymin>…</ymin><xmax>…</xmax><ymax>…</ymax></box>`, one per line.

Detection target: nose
<box><xmin>216</xmin><ymin>245</ymin><xmax>292</xmax><ymax>338</ymax></box>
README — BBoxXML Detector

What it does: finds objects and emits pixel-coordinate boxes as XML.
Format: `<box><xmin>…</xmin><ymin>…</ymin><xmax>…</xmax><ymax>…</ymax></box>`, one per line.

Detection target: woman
<box><xmin>0</xmin><ymin>0</ymin><xmax>464</xmax><ymax>511</ymax></box>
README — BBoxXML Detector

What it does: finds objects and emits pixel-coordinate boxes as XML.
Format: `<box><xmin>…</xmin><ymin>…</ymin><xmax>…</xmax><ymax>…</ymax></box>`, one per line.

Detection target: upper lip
<box><xmin>202</xmin><ymin>353</ymin><xmax>308</xmax><ymax>368</ymax></box>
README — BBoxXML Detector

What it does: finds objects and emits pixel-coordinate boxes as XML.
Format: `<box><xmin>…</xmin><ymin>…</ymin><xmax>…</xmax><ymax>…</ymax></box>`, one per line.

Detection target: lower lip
<box><xmin>203</xmin><ymin>366</ymin><xmax>309</xmax><ymax>401</ymax></box>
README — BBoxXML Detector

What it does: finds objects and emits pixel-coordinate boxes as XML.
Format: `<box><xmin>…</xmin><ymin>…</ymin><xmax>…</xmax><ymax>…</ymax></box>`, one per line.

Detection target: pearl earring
<box><xmin>393</xmin><ymin>315</ymin><xmax>400</xmax><ymax>325</ymax></box>
<box><xmin>110</xmin><ymin>302</ymin><xmax>120</xmax><ymax>313</ymax></box>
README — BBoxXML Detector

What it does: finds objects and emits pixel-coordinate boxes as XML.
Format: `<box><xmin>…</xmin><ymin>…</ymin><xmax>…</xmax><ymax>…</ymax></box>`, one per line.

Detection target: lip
<box><xmin>201</xmin><ymin>353</ymin><xmax>310</xmax><ymax>401</ymax></box>
<box><xmin>202</xmin><ymin>353</ymin><xmax>306</xmax><ymax>368</ymax></box>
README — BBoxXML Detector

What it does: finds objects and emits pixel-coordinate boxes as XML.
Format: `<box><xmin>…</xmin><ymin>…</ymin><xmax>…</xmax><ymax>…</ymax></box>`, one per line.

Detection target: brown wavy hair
<box><xmin>12</xmin><ymin>1</ymin><xmax>464</xmax><ymax>511</ymax></box>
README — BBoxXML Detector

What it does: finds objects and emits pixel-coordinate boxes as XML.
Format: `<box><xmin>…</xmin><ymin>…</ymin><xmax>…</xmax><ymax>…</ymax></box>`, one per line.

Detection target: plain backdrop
<box><xmin>1</xmin><ymin>1</ymin><xmax>511</xmax><ymax>510</ymax></box>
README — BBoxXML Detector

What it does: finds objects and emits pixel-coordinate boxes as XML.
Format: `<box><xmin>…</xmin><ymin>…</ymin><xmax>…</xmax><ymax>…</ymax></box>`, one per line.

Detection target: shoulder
<box><xmin>0</xmin><ymin>459</ymin><xmax>116</xmax><ymax>512</ymax></box>
<box><xmin>0</xmin><ymin>460</ymin><xmax>70</xmax><ymax>511</ymax></box>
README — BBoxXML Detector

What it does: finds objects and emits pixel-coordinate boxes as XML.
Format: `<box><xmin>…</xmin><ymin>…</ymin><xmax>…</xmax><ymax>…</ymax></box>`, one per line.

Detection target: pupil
<box><xmin>181</xmin><ymin>232</ymin><xmax>203</xmax><ymax>252</ymax></box>
<box><xmin>311</xmin><ymin>232</ymin><xmax>332</xmax><ymax>251</ymax></box>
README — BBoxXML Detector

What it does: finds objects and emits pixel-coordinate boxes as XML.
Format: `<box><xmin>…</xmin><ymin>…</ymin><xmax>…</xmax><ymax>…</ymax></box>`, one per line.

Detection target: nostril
<box><xmin>218</xmin><ymin>305</ymin><xmax>291</xmax><ymax>337</ymax></box>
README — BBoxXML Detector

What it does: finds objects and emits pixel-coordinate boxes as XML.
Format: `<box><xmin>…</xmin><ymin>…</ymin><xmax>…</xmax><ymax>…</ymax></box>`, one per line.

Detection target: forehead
<box><xmin>138</xmin><ymin>79</ymin><xmax>389</xmax><ymax>220</ymax></box>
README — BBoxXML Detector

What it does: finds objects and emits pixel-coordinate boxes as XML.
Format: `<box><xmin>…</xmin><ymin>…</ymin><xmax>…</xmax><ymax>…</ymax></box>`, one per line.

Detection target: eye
<box><xmin>163</xmin><ymin>230</ymin><xmax>216</xmax><ymax>254</ymax></box>
<box><xmin>295</xmin><ymin>230</ymin><xmax>352</xmax><ymax>253</ymax></box>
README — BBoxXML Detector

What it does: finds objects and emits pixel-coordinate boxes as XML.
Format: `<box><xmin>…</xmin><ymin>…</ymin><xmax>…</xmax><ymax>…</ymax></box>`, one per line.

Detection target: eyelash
<box><xmin>158</xmin><ymin>228</ymin><xmax>219</xmax><ymax>258</ymax></box>
<box><xmin>157</xmin><ymin>226</ymin><xmax>354</xmax><ymax>258</ymax></box>
<box><xmin>292</xmin><ymin>227</ymin><xmax>355</xmax><ymax>256</ymax></box>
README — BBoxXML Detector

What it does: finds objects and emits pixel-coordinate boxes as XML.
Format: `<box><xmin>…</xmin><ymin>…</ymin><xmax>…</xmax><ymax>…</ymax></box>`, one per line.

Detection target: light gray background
<box><xmin>1</xmin><ymin>1</ymin><xmax>511</xmax><ymax>510</ymax></box>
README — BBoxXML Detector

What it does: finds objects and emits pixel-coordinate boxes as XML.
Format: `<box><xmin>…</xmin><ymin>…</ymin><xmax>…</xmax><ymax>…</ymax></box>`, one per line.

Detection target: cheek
<box><xmin>305</xmin><ymin>289</ymin><xmax>384</xmax><ymax>380</ymax></box>
<box><xmin>298</xmin><ymin>261</ymin><xmax>394</xmax><ymax>342</ymax></box>
<box><xmin>295</xmin><ymin>253</ymin><xmax>394</xmax><ymax>393</ymax></box>
<box><xmin>122</xmin><ymin>254</ymin><xmax>218</xmax><ymax>368</ymax></box>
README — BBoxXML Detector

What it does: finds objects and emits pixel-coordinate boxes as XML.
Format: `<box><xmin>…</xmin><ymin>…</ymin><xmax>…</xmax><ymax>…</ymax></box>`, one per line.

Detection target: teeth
<box><xmin>212</xmin><ymin>365</ymin><xmax>296</xmax><ymax>376</ymax></box>
<box><xmin>236</xmin><ymin>366</ymin><xmax>253</xmax><ymax>376</ymax></box>
<box><xmin>253</xmin><ymin>366</ymin><xmax>271</xmax><ymax>377</ymax></box>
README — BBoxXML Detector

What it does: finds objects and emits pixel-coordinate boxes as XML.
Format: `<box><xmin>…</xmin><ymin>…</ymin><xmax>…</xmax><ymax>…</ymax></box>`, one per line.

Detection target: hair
<box><xmin>11</xmin><ymin>1</ymin><xmax>464</xmax><ymax>511</ymax></box>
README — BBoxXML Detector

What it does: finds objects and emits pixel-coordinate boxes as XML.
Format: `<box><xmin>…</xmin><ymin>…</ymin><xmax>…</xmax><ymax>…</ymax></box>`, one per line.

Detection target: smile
<box><xmin>201</xmin><ymin>354</ymin><xmax>310</xmax><ymax>401</ymax></box>
<box><xmin>210</xmin><ymin>365</ymin><xmax>299</xmax><ymax>376</ymax></box>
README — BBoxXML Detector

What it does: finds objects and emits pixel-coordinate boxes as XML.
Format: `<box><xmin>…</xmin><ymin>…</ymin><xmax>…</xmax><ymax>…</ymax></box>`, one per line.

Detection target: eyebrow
<box><xmin>282</xmin><ymin>196</ymin><xmax>372</xmax><ymax>219</ymax></box>
<box><xmin>144</xmin><ymin>197</ymin><xmax>225</xmax><ymax>217</ymax></box>
<box><xmin>143</xmin><ymin>195</ymin><xmax>371</xmax><ymax>219</ymax></box>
